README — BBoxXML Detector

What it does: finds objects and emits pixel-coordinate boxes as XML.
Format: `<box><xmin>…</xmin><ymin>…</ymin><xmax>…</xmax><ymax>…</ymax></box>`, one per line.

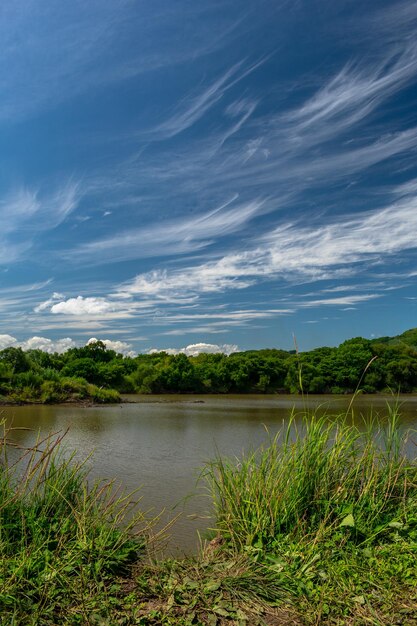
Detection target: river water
<box><xmin>2</xmin><ymin>394</ymin><xmax>417</xmax><ymax>553</ymax></box>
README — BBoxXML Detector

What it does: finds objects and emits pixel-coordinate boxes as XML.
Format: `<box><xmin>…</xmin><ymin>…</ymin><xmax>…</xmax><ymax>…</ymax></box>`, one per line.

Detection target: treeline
<box><xmin>1</xmin><ymin>329</ymin><xmax>417</xmax><ymax>403</ymax></box>
<box><xmin>0</xmin><ymin>341</ymin><xmax>122</xmax><ymax>404</ymax></box>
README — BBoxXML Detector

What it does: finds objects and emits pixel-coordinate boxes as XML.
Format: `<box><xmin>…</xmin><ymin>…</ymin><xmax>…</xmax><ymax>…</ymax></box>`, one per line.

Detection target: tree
<box><xmin>0</xmin><ymin>347</ymin><xmax>30</xmax><ymax>373</ymax></box>
<box><xmin>61</xmin><ymin>358</ymin><xmax>99</xmax><ymax>384</ymax></box>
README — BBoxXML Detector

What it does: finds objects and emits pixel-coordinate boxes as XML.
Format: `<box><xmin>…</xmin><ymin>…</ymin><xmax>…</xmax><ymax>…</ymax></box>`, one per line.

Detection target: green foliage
<box><xmin>40</xmin><ymin>380</ymin><xmax>64</xmax><ymax>403</ymax></box>
<box><xmin>0</xmin><ymin>426</ymin><xmax>148</xmax><ymax>625</ymax></box>
<box><xmin>150</xmin><ymin>353</ymin><xmax>202</xmax><ymax>393</ymax></box>
<box><xmin>88</xmin><ymin>384</ymin><xmax>120</xmax><ymax>403</ymax></box>
<box><xmin>61</xmin><ymin>357</ymin><xmax>100</xmax><ymax>383</ymax></box>
<box><xmin>0</xmin><ymin>346</ymin><xmax>30</xmax><ymax>373</ymax></box>
<box><xmin>204</xmin><ymin>411</ymin><xmax>417</xmax><ymax>551</ymax></box>
<box><xmin>2</xmin><ymin>326</ymin><xmax>417</xmax><ymax>405</ymax></box>
<box><xmin>1</xmin><ymin>411</ymin><xmax>417</xmax><ymax>625</ymax></box>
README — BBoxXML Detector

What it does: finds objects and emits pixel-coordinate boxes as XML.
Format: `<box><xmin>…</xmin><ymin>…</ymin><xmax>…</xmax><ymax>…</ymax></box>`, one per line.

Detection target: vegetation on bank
<box><xmin>0</xmin><ymin>426</ymin><xmax>147</xmax><ymax>625</ymax></box>
<box><xmin>1</xmin><ymin>327</ymin><xmax>417</xmax><ymax>403</ymax></box>
<box><xmin>1</xmin><ymin>411</ymin><xmax>417</xmax><ymax>625</ymax></box>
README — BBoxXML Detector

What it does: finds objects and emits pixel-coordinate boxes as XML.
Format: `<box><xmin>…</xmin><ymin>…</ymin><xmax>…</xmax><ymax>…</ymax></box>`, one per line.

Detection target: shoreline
<box><xmin>0</xmin><ymin>389</ymin><xmax>416</xmax><ymax>409</ymax></box>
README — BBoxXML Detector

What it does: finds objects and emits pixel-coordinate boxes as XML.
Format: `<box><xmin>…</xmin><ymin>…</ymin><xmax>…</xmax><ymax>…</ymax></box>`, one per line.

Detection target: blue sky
<box><xmin>1</xmin><ymin>0</ymin><xmax>417</xmax><ymax>355</ymax></box>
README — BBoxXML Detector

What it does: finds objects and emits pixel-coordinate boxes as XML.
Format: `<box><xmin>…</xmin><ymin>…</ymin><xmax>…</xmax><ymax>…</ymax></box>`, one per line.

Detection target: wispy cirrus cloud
<box><xmin>148</xmin><ymin>342</ymin><xmax>239</xmax><ymax>356</ymax></box>
<box><xmin>87</xmin><ymin>25</ymin><xmax>417</xmax><ymax>258</ymax></box>
<box><xmin>283</xmin><ymin>43</ymin><xmax>417</xmax><ymax>144</ymax></box>
<box><xmin>115</xmin><ymin>190</ymin><xmax>417</xmax><ymax>303</ymax></box>
<box><xmin>371</xmin><ymin>0</ymin><xmax>417</xmax><ymax>44</ymax></box>
<box><xmin>0</xmin><ymin>0</ymin><xmax>249</xmax><ymax>124</ymax></box>
<box><xmin>0</xmin><ymin>182</ymin><xmax>80</xmax><ymax>264</ymax></box>
<box><xmin>154</xmin><ymin>310</ymin><xmax>292</xmax><ymax>324</ymax></box>
<box><xmin>153</xmin><ymin>58</ymin><xmax>266</xmax><ymax>139</ymax></box>
<box><xmin>69</xmin><ymin>196</ymin><xmax>264</xmax><ymax>264</ymax></box>
<box><xmin>299</xmin><ymin>294</ymin><xmax>381</xmax><ymax>308</ymax></box>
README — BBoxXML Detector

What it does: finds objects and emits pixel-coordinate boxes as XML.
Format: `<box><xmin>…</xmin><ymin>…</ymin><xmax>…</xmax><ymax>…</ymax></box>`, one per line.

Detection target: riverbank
<box><xmin>1</xmin><ymin>411</ymin><xmax>417</xmax><ymax>625</ymax></box>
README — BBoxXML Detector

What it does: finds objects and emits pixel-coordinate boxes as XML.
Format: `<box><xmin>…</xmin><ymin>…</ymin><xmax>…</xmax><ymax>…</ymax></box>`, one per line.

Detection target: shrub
<box><xmin>88</xmin><ymin>384</ymin><xmax>120</xmax><ymax>403</ymax></box>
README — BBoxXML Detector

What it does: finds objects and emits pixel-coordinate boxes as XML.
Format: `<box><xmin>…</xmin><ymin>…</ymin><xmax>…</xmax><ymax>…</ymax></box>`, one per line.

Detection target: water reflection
<box><xmin>2</xmin><ymin>394</ymin><xmax>417</xmax><ymax>553</ymax></box>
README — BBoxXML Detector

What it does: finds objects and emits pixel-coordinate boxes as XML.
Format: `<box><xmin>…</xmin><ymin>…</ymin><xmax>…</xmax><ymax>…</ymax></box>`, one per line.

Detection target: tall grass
<box><xmin>0</xmin><ymin>424</ymin><xmax>151</xmax><ymax>624</ymax></box>
<box><xmin>204</xmin><ymin>409</ymin><xmax>417</xmax><ymax>552</ymax></box>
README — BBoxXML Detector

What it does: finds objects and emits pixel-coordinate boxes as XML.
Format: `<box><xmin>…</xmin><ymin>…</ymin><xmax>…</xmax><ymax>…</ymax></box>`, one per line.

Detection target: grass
<box><xmin>0</xmin><ymin>424</ymin><xmax>150</xmax><ymax>625</ymax></box>
<box><xmin>1</xmin><ymin>409</ymin><xmax>417</xmax><ymax>625</ymax></box>
<box><xmin>202</xmin><ymin>409</ymin><xmax>417</xmax><ymax>624</ymax></box>
<box><xmin>204</xmin><ymin>410</ymin><xmax>417</xmax><ymax>549</ymax></box>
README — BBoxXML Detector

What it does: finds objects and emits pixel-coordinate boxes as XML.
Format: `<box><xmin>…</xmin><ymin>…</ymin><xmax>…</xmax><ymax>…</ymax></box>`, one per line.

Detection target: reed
<box><xmin>204</xmin><ymin>409</ymin><xmax>417</xmax><ymax>552</ymax></box>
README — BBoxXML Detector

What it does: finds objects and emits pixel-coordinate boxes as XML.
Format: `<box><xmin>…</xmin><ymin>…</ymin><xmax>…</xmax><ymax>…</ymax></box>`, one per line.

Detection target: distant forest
<box><xmin>1</xmin><ymin>328</ymin><xmax>417</xmax><ymax>404</ymax></box>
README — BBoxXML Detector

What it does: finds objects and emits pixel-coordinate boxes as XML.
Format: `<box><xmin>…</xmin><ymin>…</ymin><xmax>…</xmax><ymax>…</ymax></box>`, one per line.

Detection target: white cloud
<box><xmin>20</xmin><ymin>336</ymin><xmax>77</xmax><ymax>353</ymax></box>
<box><xmin>148</xmin><ymin>342</ymin><xmax>239</xmax><ymax>356</ymax></box>
<box><xmin>87</xmin><ymin>337</ymin><xmax>135</xmax><ymax>356</ymax></box>
<box><xmin>116</xmin><ymin>191</ymin><xmax>417</xmax><ymax>305</ymax></box>
<box><xmin>0</xmin><ymin>334</ymin><xmax>18</xmax><ymax>350</ymax></box>
<box><xmin>0</xmin><ymin>334</ymin><xmax>135</xmax><ymax>355</ymax></box>
<box><xmin>0</xmin><ymin>182</ymin><xmax>79</xmax><ymax>232</ymax></box>
<box><xmin>114</xmin><ymin>26</ymin><xmax>417</xmax><ymax>217</ymax></box>
<box><xmin>285</xmin><ymin>43</ymin><xmax>417</xmax><ymax>143</ymax></box>
<box><xmin>0</xmin><ymin>334</ymin><xmax>75</xmax><ymax>354</ymax></box>
<box><xmin>49</xmin><ymin>296</ymin><xmax>120</xmax><ymax>316</ymax></box>
<box><xmin>153</xmin><ymin>58</ymin><xmax>266</xmax><ymax>139</ymax></box>
<box><xmin>155</xmin><ymin>310</ymin><xmax>291</xmax><ymax>324</ymax></box>
<box><xmin>70</xmin><ymin>196</ymin><xmax>264</xmax><ymax>264</ymax></box>
<box><xmin>34</xmin><ymin>292</ymin><xmax>66</xmax><ymax>313</ymax></box>
<box><xmin>118</xmin><ymin>261</ymin><xmax>255</xmax><ymax>300</ymax></box>
<box><xmin>300</xmin><ymin>295</ymin><xmax>380</xmax><ymax>307</ymax></box>
<box><xmin>162</xmin><ymin>327</ymin><xmax>228</xmax><ymax>335</ymax></box>
<box><xmin>0</xmin><ymin>182</ymin><xmax>80</xmax><ymax>265</ymax></box>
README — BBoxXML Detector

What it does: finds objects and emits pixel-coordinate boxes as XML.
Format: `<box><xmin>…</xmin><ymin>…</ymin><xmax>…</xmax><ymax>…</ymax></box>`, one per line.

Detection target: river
<box><xmin>2</xmin><ymin>394</ymin><xmax>417</xmax><ymax>553</ymax></box>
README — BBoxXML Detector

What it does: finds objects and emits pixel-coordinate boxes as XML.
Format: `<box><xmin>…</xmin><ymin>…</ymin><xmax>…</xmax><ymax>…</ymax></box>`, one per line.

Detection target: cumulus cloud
<box><xmin>48</xmin><ymin>296</ymin><xmax>119</xmax><ymax>316</ymax></box>
<box><xmin>21</xmin><ymin>336</ymin><xmax>77</xmax><ymax>353</ymax></box>
<box><xmin>87</xmin><ymin>337</ymin><xmax>135</xmax><ymax>356</ymax></box>
<box><xmin>0</xmin><ymin>334</ymin><xmax>76</xmax><ymax>354</ymax></box>
<box><xmin>0</xmin><ymin>334</ymin><xmax>18</xmax><ymax>350</ymax></box>
<box><xmin>34</xmin><ymin>292</ymin><xmax>65</xmax><ymax>313</ymax></box>
<box><xmin>148</xmin><ymin>342</ymin><xmax>239</xmax><ymax>356</ymax></box>
<box><xmin>0</xmin><ymin>334</ymin><xmax>136</xmax><ymax>355</ymax></box>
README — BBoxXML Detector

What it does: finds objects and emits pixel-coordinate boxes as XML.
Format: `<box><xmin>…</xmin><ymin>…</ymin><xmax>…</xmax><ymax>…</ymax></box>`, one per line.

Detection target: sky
<box><xmin>1</xmin><ymin>0</ymin><xmax>417</xmax><ymax>356</ymax></box>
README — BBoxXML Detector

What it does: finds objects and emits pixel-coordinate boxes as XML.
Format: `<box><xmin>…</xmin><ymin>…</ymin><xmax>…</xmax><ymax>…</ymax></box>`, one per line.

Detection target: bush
<box><xmin>88</xmin><ymin>384</ymin><xmax>120</xmax><ymax>403</ymax></box>
<box><xmin>40</xmin><ymin>380</ymin><xmax>63</xmax><ymax>403</ymax></box>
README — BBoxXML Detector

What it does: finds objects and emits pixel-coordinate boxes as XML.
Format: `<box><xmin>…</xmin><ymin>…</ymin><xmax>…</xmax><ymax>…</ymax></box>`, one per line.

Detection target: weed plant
<box><xmin>0</xmin><ymin>424</ymin><xmax>150</xmax><ymax>625</ymax></box>
<box><xmin>203</xmin><ymin>409</ymin><xmax>417</xmax><ymax>623</ymax></box>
